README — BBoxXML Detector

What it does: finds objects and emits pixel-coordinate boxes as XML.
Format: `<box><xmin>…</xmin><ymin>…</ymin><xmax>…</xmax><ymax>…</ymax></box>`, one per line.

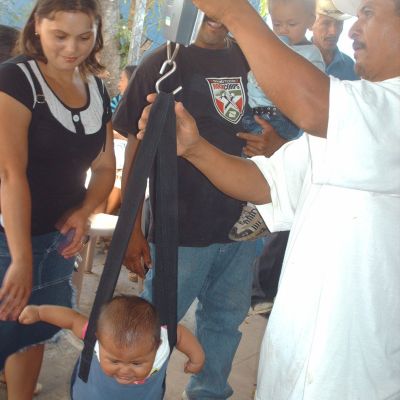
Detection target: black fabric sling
<box><xmin>78</xmin><ymin>92</ymin><xmax>178</xmax><ymax>382</ymax></box>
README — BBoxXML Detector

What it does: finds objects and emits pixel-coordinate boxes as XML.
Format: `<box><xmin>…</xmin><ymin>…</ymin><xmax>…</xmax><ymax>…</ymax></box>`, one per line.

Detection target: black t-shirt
<box><xmin>0</xmin><ymin>57</ymin><xmax>111</xmax><ymax>235</ymax></box>
<box><xmin>113</xmin><ymin>42</ymin><xmax>250</xmax><ymax>246</ymax></box>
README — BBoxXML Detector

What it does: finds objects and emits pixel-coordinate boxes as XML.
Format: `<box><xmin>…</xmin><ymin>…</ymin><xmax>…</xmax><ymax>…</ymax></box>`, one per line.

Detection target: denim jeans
<box><xmin>242</xmin><ymin>111</ymin><xmax>302</xmax><ymax>140</ymax></box>
<box><xmin>142</xmin><ymin>241</ymin><xmax>257</xmax><ymax>399</ymax></box>
<box><xmin>0</xmin><ymin>231</ymin><xmax>75</xmax><ymax>369</ymax></box>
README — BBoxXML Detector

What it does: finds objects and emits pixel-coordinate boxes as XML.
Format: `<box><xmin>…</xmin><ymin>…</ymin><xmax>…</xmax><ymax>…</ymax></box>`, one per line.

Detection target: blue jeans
<box><xmin>242</xmin><ymin>111</ymin><xmax>302</xmax><ymax>140</ymax></box>
<box><xmin>0</xmin><ymin>231</ymin><xmax>75</xmax><ymax>369</ymax></box>
<box><xmin>142</xmin><ymin>241</ymin><xmax>257</xmax><ymax>399</ymax></box>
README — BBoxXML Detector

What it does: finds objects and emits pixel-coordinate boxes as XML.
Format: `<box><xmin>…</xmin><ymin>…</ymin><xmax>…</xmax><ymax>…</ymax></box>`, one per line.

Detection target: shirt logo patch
<box><xmin>206</xmin><ymin>77</ymin><xmax>246</xmax><ymax>124</ymax></box>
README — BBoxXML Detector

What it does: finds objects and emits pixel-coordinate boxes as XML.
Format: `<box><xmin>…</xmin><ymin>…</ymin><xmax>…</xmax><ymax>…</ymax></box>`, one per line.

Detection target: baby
<box><xmin>244</xmin><ymin>0</ymin><xmax>325</xmax><ymax>139</ymax></box>
<box><xmin>19</xmin><ymin>295</ymin><xmax>204</xmax><ymax>399</ymax></box>
<box><xmin>230</xmin><ymin>0</ymin><xmax>326</xmax><ymax>241</ymax></box>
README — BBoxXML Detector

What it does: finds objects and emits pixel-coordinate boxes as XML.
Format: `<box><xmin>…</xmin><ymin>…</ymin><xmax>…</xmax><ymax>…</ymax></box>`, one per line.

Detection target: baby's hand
<box><xmin>184</xmin><ymin>358</ymin><xmax>205</xmax><ymax>374</ymax></box>
<box><xmin>18</xmin><ymin>305</ymin><xmax>41</xmax><ymax>324</ymax></box>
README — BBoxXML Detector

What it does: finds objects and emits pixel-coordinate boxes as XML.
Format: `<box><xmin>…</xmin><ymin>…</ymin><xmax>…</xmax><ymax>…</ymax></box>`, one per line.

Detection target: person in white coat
<box><xmin>137</xmin><ymin>0</ymin><xmax>400</xmax><ymax>398</ymax></box>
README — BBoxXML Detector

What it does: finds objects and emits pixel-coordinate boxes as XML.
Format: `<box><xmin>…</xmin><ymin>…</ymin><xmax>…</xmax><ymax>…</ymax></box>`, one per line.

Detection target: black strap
<box><xmin>78</xmin><ymin>92</ymin><xmax>178</xmax><ymax>382</ymax></box>
<box><xmin>94</xmin><ymin>77</ymin><xmax>109</xmax><ymax>151</ymax></box>
<box><xmin>153</xmin><ymin>95</ymin><xmax>178</xmax><ymax>350</ymax></box>
<box><xmin>22</xmin><ymin>60</ymin><xmax>46</xmax><ymax>108</ymax></box>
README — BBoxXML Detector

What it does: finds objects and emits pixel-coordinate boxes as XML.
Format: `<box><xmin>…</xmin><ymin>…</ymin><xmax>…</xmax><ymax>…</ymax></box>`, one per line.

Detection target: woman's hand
<box><xmin>0</xmin><ymin>261</ymin><xmax>32</xmax><ymax>321</ymax></box>
<box><xmin>56</xmin><ymin>208</ymin><xmax>91</xmax><ymax>259</ymax></box>
<box><xmin>137</xmin><ymin>94</ymin><xmax>202</xmax><ymax>158</ymax></box>
<box><xmin>18</xmin><ymin>304</ymin><xmax>40</xmax><ymax>324</ymax></box>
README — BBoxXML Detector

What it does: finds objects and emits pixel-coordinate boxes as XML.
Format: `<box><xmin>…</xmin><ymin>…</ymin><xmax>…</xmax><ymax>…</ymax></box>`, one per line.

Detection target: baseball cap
<box><xmin>316</xmin><ymin>0</ymin><xmax>352</xmax><ymax>20</ymax></box>
<box><xmin>331</xmin><ymin>0</ymin><xmax>361</xmax><ymax>16</ymax></box>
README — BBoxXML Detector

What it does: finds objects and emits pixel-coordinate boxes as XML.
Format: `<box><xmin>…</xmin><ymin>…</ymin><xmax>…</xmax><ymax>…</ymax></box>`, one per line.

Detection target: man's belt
<box><xmin>253</xmin><ymin>106</ymin><xmax>282</xmax><ymax>118</ymax></box>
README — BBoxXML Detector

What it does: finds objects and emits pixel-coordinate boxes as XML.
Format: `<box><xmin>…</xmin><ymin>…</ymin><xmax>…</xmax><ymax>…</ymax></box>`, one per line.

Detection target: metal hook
<box><xmin>155</xmin><ymin>41</ymin><xmax>182</xmax><ymax>95</ymax></box>
<box><xmin>167</xmin><ymin>41</ymin><xmax>180</xmax><ymax>64</ymax></box>
<box><xmin>155</xmin><ymin>60</ymin><xmax>182</xmax><ymax>95</ymax></box>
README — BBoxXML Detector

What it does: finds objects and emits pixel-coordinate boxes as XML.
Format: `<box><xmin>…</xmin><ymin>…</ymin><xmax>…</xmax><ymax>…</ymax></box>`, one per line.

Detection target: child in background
<box><xmin>110</xmin><ymin>65</ymin><xmax>137</xmax><ymax>113</ymax></box>
<box><xmin>229</xmin><ymin>0</ymin><xmax>325</xmax><ymax>241</ymax></box>
<box><xmin>19</xmin><ymin>295</ymin><xmax>204</xmax><ymax>400</ymax></box>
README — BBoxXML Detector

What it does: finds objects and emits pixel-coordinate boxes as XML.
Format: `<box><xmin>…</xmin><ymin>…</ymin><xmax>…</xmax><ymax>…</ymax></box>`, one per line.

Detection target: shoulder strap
<box><xmin>78</xmin><ymin>91</ymin><xmax>178</xmax><ymax>382</ymax></box>
<box><xmin>94</xmin><ymin>76</ymin><xmax>109</xmax><ymax>151</ymax></box>
<box><xmin>3</xmin><ymin>56</ymin><xmax>46</xmax><ymax>109</ymax></box>
<box><xmin>94</xmin><ymin>77</ymin><xmax>106</xmax><ymax>112</ymax></box>
<box><xmin>22</xmin><ymin>60</ymin><xmax>46</xmax><ymax>109</ymax></box>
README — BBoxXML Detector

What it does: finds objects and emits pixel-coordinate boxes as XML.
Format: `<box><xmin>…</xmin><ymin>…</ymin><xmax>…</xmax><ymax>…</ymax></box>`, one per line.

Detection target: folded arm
<box><xmin>176</xmin><ymin>324</ymin><xmax>205</xmax><ymax>374</ymax></box>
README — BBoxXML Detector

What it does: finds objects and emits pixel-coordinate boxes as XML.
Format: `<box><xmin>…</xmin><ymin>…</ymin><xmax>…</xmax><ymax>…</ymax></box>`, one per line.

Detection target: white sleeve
<box><xmin>152</xmin><ymin>327</ymin><xmax>169</xmax><ymax>371</ymax></box>
<box><xmin>313</xmin><ymin>77</ymin><xmax>400</xmax><ymax>195</ymax></box>
<box><xmin>251</xmin><ymin>135</ymin><xmax>311</xmax><ymax>232</ymax></box>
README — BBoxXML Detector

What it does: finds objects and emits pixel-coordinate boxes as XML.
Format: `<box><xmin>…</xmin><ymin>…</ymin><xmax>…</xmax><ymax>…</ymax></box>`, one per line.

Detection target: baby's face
<box><xmin>98</xmin><ymin>335</ymin><xmax>158</xmax><ymax>385</ymax></box>
<box><xmin>269</xmin><ymin>1</ymin><xmax>315</xmax><ymax>44</ymax></box>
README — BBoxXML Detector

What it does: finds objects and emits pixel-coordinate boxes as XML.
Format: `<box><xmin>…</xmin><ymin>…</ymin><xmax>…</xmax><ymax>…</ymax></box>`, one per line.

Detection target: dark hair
<box><xmin>20</xmin><ymin>0</ymin><xmax>105</xmax><ymax>76</ymax></box>
<box><xmin>97</xmin><ymin>295</ymin><xmax>161</xmax><ymax>350</ymax></box>
<box><xmin>123</xmin><ymin>64</ymin><xmax>137</xmax><ymax>81</ymax></box>
<box><xmin>0</xmin><ymin>25</ymin><xmax>20</xmax><ymax>63</ymax></box>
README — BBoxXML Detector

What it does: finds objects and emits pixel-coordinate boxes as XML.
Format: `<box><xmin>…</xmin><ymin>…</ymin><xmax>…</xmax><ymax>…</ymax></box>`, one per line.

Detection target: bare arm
<box><xmin>58</xmin><ymin>121</ymin><xmax>115</xmax><ymax>258</ymax></box>
<box><xmin>138</xmin><ymin>99</ymin><xmax>271</xmax><ymax>205</ymax></box>
<box><xmin>184</xmin><ymin>137</ymin><xmax>270</xmax><ymax>204</ymax></box>
<box><xmin>121</xmin><ymin>134</ymin><xmax>141</xmax><ymax>198</ymax></box>
<box><xmin>19</xmin><ymin>305</ymin><xmax>87</xmax><ymax>339</ymax></box>
<box><xmin>193</xmin><ymin>0</ymin><xmax>329</xmax><ymax>136</ymax></box>
<box><xmin>121</xmin><ymin>134</ymin><xmax>152</xmax><ymax>278</ymax></box>
<box><xmin>0</xmin><ymin>93</ymin><xmax>33</xmax><ymax>321</ymax></box>
<box><xmin>83</xmin><ymin>121</ymin><xmax>116</xmax><ymax>213</ymax></box>
<box><xmin>176</xmin><ymin>324</ymin><xmax>205</xmax><ymax>374</ymax></box>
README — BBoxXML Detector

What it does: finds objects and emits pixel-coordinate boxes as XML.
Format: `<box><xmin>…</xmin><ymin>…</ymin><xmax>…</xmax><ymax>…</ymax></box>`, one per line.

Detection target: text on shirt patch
<box><xmin>206</xmin><ymin>77</ymin><xmax>246</xmax><ymax>124</ymax></box>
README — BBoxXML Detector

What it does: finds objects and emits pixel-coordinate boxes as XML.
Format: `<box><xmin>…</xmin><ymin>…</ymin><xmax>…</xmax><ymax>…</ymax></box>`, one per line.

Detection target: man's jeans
<box><xmin>142</xmin><ymin>241</ymin><xmax>257</xmax><ymax>399</ymax></box>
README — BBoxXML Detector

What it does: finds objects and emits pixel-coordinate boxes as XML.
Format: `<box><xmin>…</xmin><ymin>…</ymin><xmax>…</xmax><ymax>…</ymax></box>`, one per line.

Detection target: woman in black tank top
<box><xmin>0</xmin><ymin>1</ymin><xmax>115</xmax><ymax>398</ymax></box>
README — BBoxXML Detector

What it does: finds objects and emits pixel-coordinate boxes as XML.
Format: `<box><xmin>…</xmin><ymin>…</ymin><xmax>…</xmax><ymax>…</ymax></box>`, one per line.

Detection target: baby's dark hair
<box><xmin>96</xmin><ymin>295</ymin><xmax>161</xmax><ymax>350</ymax></box>
<box><xmin>269</xmin><ymin>0</ymin><xmax>316</xmax><ymax>14</ymax></box>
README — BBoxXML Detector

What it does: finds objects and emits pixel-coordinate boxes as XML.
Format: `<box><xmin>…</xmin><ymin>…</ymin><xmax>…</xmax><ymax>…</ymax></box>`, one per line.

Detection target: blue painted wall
<box><xmin>0</xmin><ymin>0</ymin><xmax>32</xmax><ymax>27</ymax></box>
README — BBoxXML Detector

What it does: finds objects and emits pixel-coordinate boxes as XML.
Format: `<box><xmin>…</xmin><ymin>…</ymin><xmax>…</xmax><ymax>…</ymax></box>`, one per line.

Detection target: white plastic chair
<box><xmin>72</xmin><ymin>213</ymin><xmax>118</xmax><ymax>306</ymax></box>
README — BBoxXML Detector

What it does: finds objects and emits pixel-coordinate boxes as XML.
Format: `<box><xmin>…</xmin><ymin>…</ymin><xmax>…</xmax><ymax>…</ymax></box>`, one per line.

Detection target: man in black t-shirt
<box><xmin>113</xmin><ymin>17</ymin><xmax>257</xmax><ymax>399</ymax></box>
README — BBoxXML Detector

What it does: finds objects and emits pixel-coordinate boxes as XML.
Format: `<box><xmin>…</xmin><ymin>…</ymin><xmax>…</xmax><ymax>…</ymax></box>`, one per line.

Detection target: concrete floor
<box><xmin>0</xmin><ymin>246</ymin><xmax>269</xmax><ymax>400</ymax></box>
